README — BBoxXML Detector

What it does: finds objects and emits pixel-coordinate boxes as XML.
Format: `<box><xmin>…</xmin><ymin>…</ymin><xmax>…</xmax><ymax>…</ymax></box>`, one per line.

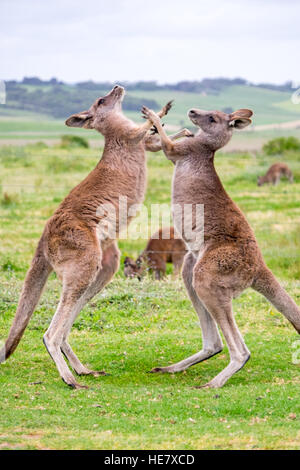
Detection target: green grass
<box><xmin>0</xmin><ymin>144</ymin><xmax>299</xmax><ymax>450</ymax></box>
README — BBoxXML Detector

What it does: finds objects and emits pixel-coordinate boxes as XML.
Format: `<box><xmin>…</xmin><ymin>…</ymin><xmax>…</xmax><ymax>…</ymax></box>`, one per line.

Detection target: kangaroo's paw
<box><xmin>184</xmin><ymin>129</ymin><xmax>194</xmax><ymax>137</ymax></box>
<box><xmin>141</xmin><ymin>106</ymin><xmax>152</xmax><ymax>120</ymax></box>
<box><xmin>161</xmin><ymin>100</ymin><xmax>173</xmax><ymax>116</ymax></box>
<box><xmin>141</xmin><ymin>106</ymin><xmax>158</xmax><ymax>123</ymax></box>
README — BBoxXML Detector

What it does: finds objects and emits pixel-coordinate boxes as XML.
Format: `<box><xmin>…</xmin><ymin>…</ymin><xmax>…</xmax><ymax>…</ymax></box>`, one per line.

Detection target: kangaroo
<box><xmin>258</xmin><ymin>162</ymin><xmax>294</xmax><ymax>186</ymax></box>
<box><xmin>124</xmin><ymin>226</ymin><xmax>187</xmax><ymax>280</ymax></box>
<box><xmin>0</xmin><ymin>86</ymin><xmax>191</xmax><ymax>389</ymax></box>
<box><xmin>141</xmin><ymin>105</ymin><xmax>300</xmax><ymax>388</ymax></box>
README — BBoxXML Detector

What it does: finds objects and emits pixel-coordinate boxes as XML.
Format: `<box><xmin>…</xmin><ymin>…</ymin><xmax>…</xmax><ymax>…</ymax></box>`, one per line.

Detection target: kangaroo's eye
<box><xmin>98</xmin><ymin>98</ymin><xmax>105</xmax><ymax>106</ymax></box>
<box><xmin>209</xmin><ymin>116</ymin><xmax>216</xmax><ymax>123</ymax></box>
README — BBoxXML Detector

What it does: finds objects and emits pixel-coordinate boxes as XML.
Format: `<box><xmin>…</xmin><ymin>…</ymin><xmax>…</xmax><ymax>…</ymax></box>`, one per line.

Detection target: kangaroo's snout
<box><xmin>111</xmin><ymin>85</ymin><xmax>125</xmax><ymax>98</ymax></box>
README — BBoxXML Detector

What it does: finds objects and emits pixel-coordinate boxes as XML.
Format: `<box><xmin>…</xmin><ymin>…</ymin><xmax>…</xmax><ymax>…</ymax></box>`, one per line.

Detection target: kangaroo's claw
<box><xmin>163</xmin><ymin>100</ymin><xmax>174</xmax><ymax>115</ymax></box>
<box><xmin>141</xmin><ymin>106</ymin><xmax>151</xmax><ymax>119</ymax></box>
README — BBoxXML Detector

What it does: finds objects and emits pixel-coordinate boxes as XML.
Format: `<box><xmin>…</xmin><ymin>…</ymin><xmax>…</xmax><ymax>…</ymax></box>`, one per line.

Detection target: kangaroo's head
<box><xmin>124</xmin><ymin>256</ymin><xmax>143</xmax><ymax>280</ymax></box>
<box><xmin>257</xmin><ymin>176</ymin><xmax>264</xmax><ymax>186</ymax></box>
<box><xmin>65</xmin><ymin>85</ymin><xmax>125</xmax><ymax>134</ymax></box>
<box><xmin>188</xmin><ymin>108</ymin><xmax>253</xmax><ymax>150</ymax></box>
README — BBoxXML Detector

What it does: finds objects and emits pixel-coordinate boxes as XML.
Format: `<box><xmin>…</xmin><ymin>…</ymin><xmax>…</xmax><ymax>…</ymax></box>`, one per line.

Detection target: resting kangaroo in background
<box><xmin>142</xmin><ymin>105</ymin><xmax>300</xmax><ymax>388</ymax></box>
<box><xmin>124</xmin><ymin>226</ymin><xmax>187</xmax><ymax>280</ymax></box>
<box><xmin>0</xmin><ymin>86</ymin><xmax>190</xmax><ymax>389</ymax></box>
<box><xmin>258</xmin><ymin>162</ymin><xmax>293</xmax><ymax>186</ymax></box>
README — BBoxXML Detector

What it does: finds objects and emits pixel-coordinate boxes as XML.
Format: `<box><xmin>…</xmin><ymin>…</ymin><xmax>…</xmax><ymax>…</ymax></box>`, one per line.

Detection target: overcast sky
<box><xmin>1</xmin><ymin>0</ymin><xmax>299</xmax><ymax>84</ymax></box>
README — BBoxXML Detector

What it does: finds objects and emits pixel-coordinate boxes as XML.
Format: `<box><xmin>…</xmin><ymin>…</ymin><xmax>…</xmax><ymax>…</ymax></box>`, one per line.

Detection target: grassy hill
<box><xmin>0</xmin><ymin>80</ymin><xmax>299</xmax><ymax>149</ymax></box>
<box><xmin>128</xmin><ymin>85</ymin><xmax>300</xmax><ymax>127</ymax></box>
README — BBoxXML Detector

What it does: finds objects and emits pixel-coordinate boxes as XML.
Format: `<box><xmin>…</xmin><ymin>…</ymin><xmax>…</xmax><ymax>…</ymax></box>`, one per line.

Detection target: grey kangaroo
<box><xmin>142</xmin><ymin>105</ymin><xmax>300</xmax><ymax>388</ymax></box>
<box><xmin>0</xmin><ymin>86</ymin><xmax>191</xmax><ymax>389</ymax></box>
<box><xmin>258</xmin><ymin>162</ymin><xmax>294</xmax><ymax>186</ymax></box>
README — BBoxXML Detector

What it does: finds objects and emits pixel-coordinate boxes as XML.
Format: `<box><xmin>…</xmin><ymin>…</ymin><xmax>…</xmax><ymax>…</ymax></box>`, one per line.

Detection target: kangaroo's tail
<box><xmin>0</xmin><ymin>246</ymin><xmax>52</xmax><ymax>362</ymax></box>
<box><xmin>252</xmin><ymin>267</ymin><xmax>300</xmax><ymax>333</ymax></box>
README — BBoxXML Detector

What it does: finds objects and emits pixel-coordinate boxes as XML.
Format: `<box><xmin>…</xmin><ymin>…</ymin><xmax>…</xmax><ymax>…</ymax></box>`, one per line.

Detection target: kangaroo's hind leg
<box><xmin>43</xmin><ymin>244</ymin><xmax>105</xmax><ymax>389</ymax></box>
<box><xmin>193</xmin><ymin>261</ymin><xmax>250</xmax><ymax>388</ymax></box>
<box><xmin>150</xmin><ymin>252</ymin><xmax>223</xmax><ymax>373</ymax></box>
<box><xmin>60</xmin><ymin>242</ymin><xmax>120</xmax><ymax>377</ymax></box>
<box><xmin>43</xmin><ymin>263</ymin><xmax>99</xmax><ymax>388</ymax></box>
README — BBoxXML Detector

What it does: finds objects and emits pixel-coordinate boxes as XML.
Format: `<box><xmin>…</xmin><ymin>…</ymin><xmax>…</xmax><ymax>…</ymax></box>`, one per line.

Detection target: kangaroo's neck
<box><xmin>173</xmin><ymin>145</ymin><xmax>227</xmax><ymax>204</ymax></box>
<box><xmin>98</xmin><ymin>115</ymin><xmax>146</xmax><ymax>170</ymax></box>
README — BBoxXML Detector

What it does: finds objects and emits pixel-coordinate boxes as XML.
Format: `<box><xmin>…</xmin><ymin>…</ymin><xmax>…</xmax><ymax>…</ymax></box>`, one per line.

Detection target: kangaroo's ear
<box><xmin>229</xmin><ymin>109</ymin><xmax>253</xmax><ymax>129</ymax></box>
<box><xmin>124</xmin><ymin>257</ymin><xmax>134</xmax><ymax>266</ymax></box>
<box><xmin>65</xmin><ymin>110</ymin><xmax>94</xmax><ymax>128</ymax></box>
<box><xmin>229</xmin><ymin>117</ymin><xmax>252</xmax><ymax>129</ymax></box>
<box><xmin>230</xmin><ymin>109</ymin><xmax>253</xmax><ymax>119</ymax></box>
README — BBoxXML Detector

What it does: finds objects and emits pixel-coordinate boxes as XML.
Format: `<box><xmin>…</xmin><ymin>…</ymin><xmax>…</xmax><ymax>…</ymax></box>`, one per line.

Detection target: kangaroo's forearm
<box><xmin>145</xmin><ymin>129</ymin><xmax>190</xmax><ymax>152</ymax></box>
<box><xmin>151</xmin><ymin>119</ymin><xmax>175</xmax><ymax>153</ymax></box>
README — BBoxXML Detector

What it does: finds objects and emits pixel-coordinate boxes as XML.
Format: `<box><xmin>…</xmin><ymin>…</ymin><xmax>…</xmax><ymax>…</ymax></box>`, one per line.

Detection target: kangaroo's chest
<box><xmin>171</xmin><ymin>167</ymin><xmax>206</xmax><ymax>252</ymax></box>
<box><xmin>96</xmin><ymin>155</ymin><xmax>147</xmax><ymax>243</ymax></box>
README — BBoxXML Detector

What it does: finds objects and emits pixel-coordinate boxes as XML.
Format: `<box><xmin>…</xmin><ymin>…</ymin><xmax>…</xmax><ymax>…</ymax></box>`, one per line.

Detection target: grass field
<box><xmin>0</xmin><ymin>141</ymin><xmax>299</xmax><ymax>449</ymax></box>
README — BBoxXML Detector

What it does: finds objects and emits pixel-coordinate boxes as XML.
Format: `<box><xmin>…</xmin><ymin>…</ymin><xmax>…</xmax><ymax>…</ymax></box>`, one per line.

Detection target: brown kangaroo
<box><xmin>142</xmin><ymin>105</ymin><xmax>300</xmax><ymax>388</ymax></box>
<box><xmin>258</xmin><ymin>162</ymin><xmax>294</xmax><ymax>186</ymax></box>
<box><xmin>124</xmin><ymin>227</ymin><xmax>187</xmax><ymax>280</ymax></box>
<box><xmin>0</xmin><ymin>86</ymin><xmax>191</xmax><ymax>389</ymax></box>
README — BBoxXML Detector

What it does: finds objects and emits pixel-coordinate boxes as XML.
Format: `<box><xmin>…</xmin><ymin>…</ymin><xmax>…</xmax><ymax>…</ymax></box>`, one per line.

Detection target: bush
<box><xmin>26</xmin><ymin>141</ymin><xmax>48</xmax><ymax>150</ymax></box>
<box><xmin>263</xmin><ymin>136</ymin><xmax>300</xmax><ymax>155</ymax></box>
<box><xmin>60</xmin><ymin>134</ymin><xmax>89</xmax><ymax>149</ymax></box>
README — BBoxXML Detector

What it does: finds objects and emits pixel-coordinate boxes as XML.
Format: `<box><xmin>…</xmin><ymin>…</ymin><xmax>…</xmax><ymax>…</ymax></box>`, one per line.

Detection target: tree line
<box><xmin>3</xmin><ymin>76</ymin><xmax>295</xmax><ymax>119</ymax></box>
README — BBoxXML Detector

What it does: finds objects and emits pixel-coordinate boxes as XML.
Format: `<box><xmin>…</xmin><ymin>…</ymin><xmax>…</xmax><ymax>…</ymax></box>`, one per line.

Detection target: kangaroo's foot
<box><xmin>149</xmin><ymin>348</ymin><xmax>223</xmax><ymax>374</ymax></box>
<box><xmin>61</xmin><ymin>341</ymin><xmax>109</xmax><ymax>378</ymax></box>
<box><xmin>195</xmin><ymin>354</ymin><xmax>250</xmax><ymax>389</ymax></box>
<box><xmin>77</xmin><ymin>369</ymin><xmax>108</xmax><ymax>377</ymax></box>
<box><xmin>63</xmin><ymin>378</ymin><xmax>89</xmax><ymax>390</ymax></box>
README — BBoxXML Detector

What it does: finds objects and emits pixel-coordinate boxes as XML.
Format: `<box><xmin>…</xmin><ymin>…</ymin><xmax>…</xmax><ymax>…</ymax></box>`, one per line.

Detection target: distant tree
<box><xmin>4</xmin><ymin>81</ymin><xmax>160</xmax><ymax>118</ymax></box>
<box><xmin>22</xmin><ymin>77</ymin><xmax>44</xmax><ymax>85</ymax></box>
<box><xmin>127</xmin><ymin>81</ymin><xmax>160</xmax><ymax>91</ymax></box>
<box><xmin>3</xmin><ymin>77</ymin><xmax>298</xmax><ymax>120</ymax></box>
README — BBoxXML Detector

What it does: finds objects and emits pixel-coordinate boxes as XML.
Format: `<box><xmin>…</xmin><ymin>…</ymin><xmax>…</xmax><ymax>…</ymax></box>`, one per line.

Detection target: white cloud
<box><xmin>0</xmin><ymin>0</ymin><xmax>299</xmax><ymax>83</ymax></box>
